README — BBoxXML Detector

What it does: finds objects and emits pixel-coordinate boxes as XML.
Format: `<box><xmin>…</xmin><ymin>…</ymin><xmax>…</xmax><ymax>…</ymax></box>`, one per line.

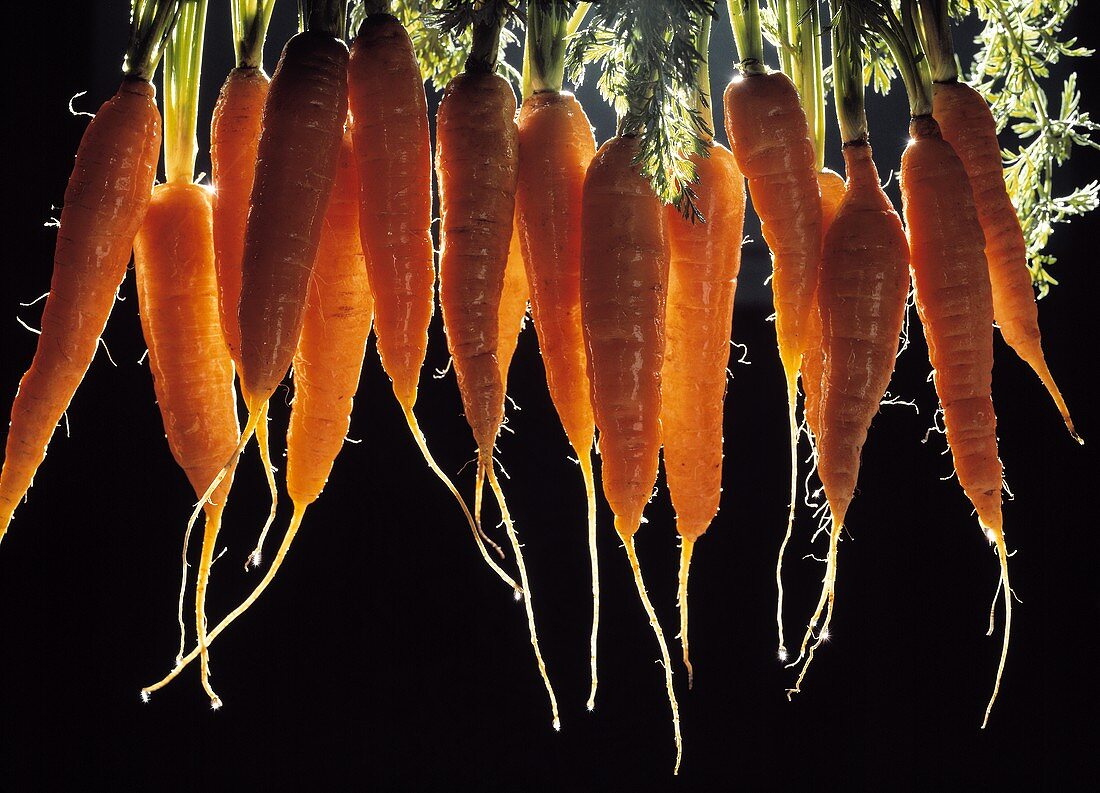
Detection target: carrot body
<box><xmin>932</xmin><ymin>81</ymin><xmax>1077</xmax><ymax>440</ymax></box>
<box><xmin>237</xmin><ymin>30</ymin><xmax>349</xmax><ymax>406</ymax></box>
<box><xmin>211</xmin><ymin>66</ymin><xmax>269</xmax><ymax>365</ymax></box>
<box><xmin>348</xmin><ymin>14</ymin><xmax>434</xmax><ymax>408</ymax></box>
<box><xmin>663</xmin><ymin>143</ymin><xmax>746</xmax><ymax>684</ymax></box>
<box><xmin>802</xmin><ymin>169</ymin><xmax>848</xmax><ymax>442</ymax></box>
<box><xmin>0</xmin><ymin>79</ymin><xmax>161</xmax><ymax>537</ymax></box>
<box><xmin>498</xmin><ymin>214</ymin><xmax>530</xmax><ymax>388</ymax></box>
<box><xmin>903</xmin><ymin>115</ymin><xmax>1011</xmax><ymax>725</ymax></box>
<box><xmin>582</xmin><ymin>134</ymin><xmax>680</xmax><ymax>770</ymax></box>
<box><xmin>133</xmin><ymin>182</ymin><xmax>240</xmax><ymax>703</ymax></box>
<box><xmin>515</xmin><ymin>89</ymin><xmax>600</xmax><ymax>708</ymax></box>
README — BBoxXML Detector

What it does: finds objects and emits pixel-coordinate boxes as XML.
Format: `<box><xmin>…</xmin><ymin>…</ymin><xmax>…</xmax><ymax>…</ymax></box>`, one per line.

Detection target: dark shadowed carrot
<box><xmin>347</xmin><ymin>7</ymin><xmax>519</xmax><ymax>592</ymax></box>
<box><xmin>141</xmin><ymin>128</ymin><xmax>374</xmax><ymax>697</ymax></box>
<box><xmin>662</xmin><ymin>15</ymin><xmax>747</xmax><ymax>686</ymax></box>
<box><xmin>210</xmin><ymin>0</ymin><xmax>279</xmax><ymax>564</ymax></box>
<box><xmin>582</xmin><ymin>133</ymin><xmax>680</xmax><ymax>770</ymax></box>
<box><xmin>436</xmin><ymin>8</ymin><xmax>558</xmax><ymax>729</ymax></box>
<box><xmin>920</xmin><ymin>0</ymin><xmax>1078</xmax><ymax>442</ymax></box>
<box><xmin>515</xmin><ymin>0</ymin><xmax>601</xmax><ymax>708</ymax></box>
<box><xmin>0</xmin><ymin>3</ymin><xmax>173</xmax><ymax>540</ymax></box>
<box><xmin>725</xmin><ymin>1</ymin><xmax>824</xmax><ymax>662</ymax></box>
<box><xmin>874</xmin><ymin>3</ymin><xmax>1012</xmax><ymax>726</ymax></box>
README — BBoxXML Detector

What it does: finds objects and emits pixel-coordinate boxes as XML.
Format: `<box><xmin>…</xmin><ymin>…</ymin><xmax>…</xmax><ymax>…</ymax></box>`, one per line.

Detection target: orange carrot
<box><xmin>581</xmin><ymin>133</ymin><xmax>680</xmax><ymax>770</ymax></box>
<box><xmin>663</xmin><ymin>142</ymin><xmax>746</xmax><ymax>686</ymax></box>
<box><xmin>498</xmin><ymin>214</ymin><xmax>530</xmax><ymax>389</ymax></box>
<box><xmin>437</xmin><ymin>24</ymin><xmax>557</xmax><ymax>727</ymax></box>
<box><xmin>347</xmin><ymin>10</ymin><xmax>518</xmax><ymax>592</ymax></box>
<box><xmin>0</xmin><ymin>5</ymin><xmax>174</xmax><ymax>538</ymax></box>
<box><xmin>516</xmin><ymin>87</ymin><xmax>600</xmax><ymax>706</ymax></box>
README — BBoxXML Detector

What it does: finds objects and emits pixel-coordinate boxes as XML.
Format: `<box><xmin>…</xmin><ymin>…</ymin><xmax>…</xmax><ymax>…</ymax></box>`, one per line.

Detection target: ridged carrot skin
<box><xmin>932</xmin><ymin>81</ymin><xmax>1077</xmax><ymax>440</ymax></box>
<box><xmin>903</xmin><ymin>116</ymin><xmax>1001</xmax><ymax>534</ymax></box>
<box><xmin>817</xmin><ymin>144</ymin><xmax>910</xmax><ymax>527</ymax></box>
<box><xmin>803</xmin><ymin>170</ymin><xmax>847</xmax><ymax>442</ymax></box>
<box><xmin>581</xmin><ymin>135</ymin><xmax>670</xmax><ymax>537</ymax></box>
<box><xmin>134</xmin><ymin>184</ymin><xmax>239</xmax><ymax>510</ymax></box>
<box><xmin>516</xmin><ymin>91</ymin><xmax>597</xmax><ymax>455</ymax></box>
<box><xmin>348</xmin><ymin>14</ymin><xmax>434</xmax><ymax>408</ymax></box>
<box><xmin>287</xmin><ymin>131</ymin><xmax>374</xmax><ymax>507</ymax></box>
<box><xmin>723</xmin><ymin>72</ymin><xmax>823</xmax><ymax>377</ymax></box>
<box><xmin>662</xmin><ymin>144</ymin><xmax>746</xmax><ymax>542</ymax></box>
<box><xmin>498</xmin><ymin>214</ymin><xmax>529</xmax><ymax>388</ymax></box>
<box><xmin>238</xmin><ymin>30</ymin><xmax>349</xmax><ymax>405</ymax></box>
<box><xmin>0</xmin><ymin>79</ymin><xmax>161</xmax><ymax>537</ymax></box>
<box><xmin>437</xmin><ymin>70</ymin><xmax>519</xmax><ymax>457</ymax></box>
<box><xmin>211</xmin><ymin>66</ymin><xmax>269</xmax><ymax>366</ymax></box>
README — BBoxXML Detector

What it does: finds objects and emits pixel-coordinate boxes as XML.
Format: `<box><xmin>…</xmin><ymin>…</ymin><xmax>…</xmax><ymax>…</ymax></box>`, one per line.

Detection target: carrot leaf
<box><xmin>124</xmin><ymin>0</ymin><xmax>184</xmax><ymax>81</ymax></box>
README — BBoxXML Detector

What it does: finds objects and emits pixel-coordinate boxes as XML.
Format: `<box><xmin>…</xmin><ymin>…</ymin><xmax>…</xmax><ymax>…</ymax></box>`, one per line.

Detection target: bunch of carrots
<box><xmin>0</xmin><ymin>0</ymin><xmax>1084</xmax><ymax>774</ymax></box>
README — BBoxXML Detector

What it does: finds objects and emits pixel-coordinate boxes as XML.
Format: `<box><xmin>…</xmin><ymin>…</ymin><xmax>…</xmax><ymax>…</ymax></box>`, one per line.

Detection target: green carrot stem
<box><xmin>467</xmin><ymin>5</ymin><xmax>507</xmax><ymax>73</ymax></box>
<box><xmin>232</xmin><ymin>0</ymin><xmax>277</xmax><ymax>69</ymax></box>
<box><xmin>830</xmin><ymin>0</ymin><xmax>867</xmax><ymax>144</ymax></box>
<box><xmin>918</xmin><ymin>0</ymin><xmax>957</xmax><ymax>83</ymax></box>
<box><xmin>694</xmin><ymin>11</ymin><xmax>715</xmax><ymax>139</ymax></box>
<box><xmin>524</xmin><ymin>1</ymin><xmax>572</xmax><ymax>96</ymax></box>
<box><xmin>123</xmin><ymin>0</ymin><xmax>183</xmax><ymax>82</ymax></box>
<box><xmin>164</xmin><ymin>0</ymin><xmax>208</xmax><ymax>183</ymax></box>
<box><xmin>728</xmin><ymin>0</ymin><xmax>767</xmax><ymax>74</ymax></box>
<box><xmin>862</xmin><ymin>0</ymin><xmax>932</xmax><ymax>117</ymax></box>
<box><xmin>302</xmin><ymin>0</ymin><xmax>347</xmax><ymax>38</ymax></box>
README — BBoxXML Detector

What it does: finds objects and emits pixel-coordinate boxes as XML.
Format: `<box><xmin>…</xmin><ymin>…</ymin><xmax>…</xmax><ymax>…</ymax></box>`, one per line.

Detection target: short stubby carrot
<box><xmin>210</xmin><ymin>64</ymin><xmax>279</xmax><ymax>567</ymax></box>
<box><xmin>790</xmin><ymin>142</ymin><xmax>910</xmax><ymax>689</ymax></box>
<box><xmin>516</xmin><ymin>89</ymin><xmax>600</xmax><ymax>707</ymax></box>
<box><xmin>932</xmin><ymin>80</ymin><xmax>1078</xmax><ymax>441</ymax></box>
<box><xmin>133</xmin><ymin>182</ymin><xmax>240</xmax><ymax>705</ymax></box>
<box><xmin>0</xmin><ymin>79</ymin><xmax>161</xmax><ymax>538</ymax></box>
<box><xmin>662</xmin><ymin>143</ymin><xmax>746</xmax><ymax>685</ymax></box>
<box><xmin>902</xmin><ymin>114</ymin><xmax>1011</xmax><ymax>727</ymax></box>
<box><xmin>347</xmin><ymin>12</ymin><xmax>516</xmax><ymax>592</ymax></box>
<box><xmin>437</xmin><ymin>66</ymin><xmax>558</xmax><ymax>730</ymax></box>
<box><xmin>581</xmin><ymin>134</ymin><xmax>680</xmax><ymax>771</ymax></box>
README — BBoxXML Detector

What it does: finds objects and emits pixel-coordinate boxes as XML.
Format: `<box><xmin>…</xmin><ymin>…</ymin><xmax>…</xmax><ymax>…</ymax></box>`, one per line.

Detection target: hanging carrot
<box><xmin>515</xmin><ymin>0</ymin><xmax>602</xmax><ymax>708</ymax></box>
<box><xmin>662</xmin><ymin>14</ymin><xmax>746</xmax><ymax>686</ymax></box>
<box><xmin>788</xmin><ymin>5</ymin><xmax>910</xmax><ymax>691</ymax></box>
<box><xmin>436</xmin><ymin>4</ymin><xmax>558</xmax><ymax>730</ymax></box>
<box><xmin>919</xmin><ymin>0</ymin><xmax>1078</xmax><ymax>442</ymax></box>
<box><xmin>347</xmin><ymin>3</ymin><xmax>519</xmax><ymax>593</ymax></box>
<box><xmin>141</xmin><ymin>128</ymin><xmax>374</xmax><ymax>700</ymax></box>
<box><xmin>0</xmin><ymin>1</ymin><xmax>175</xmax><ymax>540</ymax></box>
<box><xmin>210</xmin><ymin>0</ymin><xmax>279</xmax><ymax>566</ymax></box>
<box><xmin>724</xmin><ymin>1</ymin><xmax>824</xmax><ymax>662</ymax></box>
<box><xmin>873</xmin><ymin>0</ymin><xmax>1012</xmax><ymax>726</ymax></box>
<box><xmin>497</xmin><ymin>215</ymin><xmax>529</xmax><ymax>389</ymax></box>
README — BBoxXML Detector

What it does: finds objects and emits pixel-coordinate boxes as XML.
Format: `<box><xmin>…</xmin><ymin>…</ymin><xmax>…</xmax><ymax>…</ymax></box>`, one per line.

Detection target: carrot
<box><xmin>725</xmin><ymin>7</ymin><xmax>824</xmax><ymax>664</ymax></box>
<box><xmin>347</xmin><ymin>9</ymin><xmax>519</xmax><ymax>593</ymax></box>
<box><xmin>133</xmin><ymin>0</ymin><xmax>241</xmax><ymax>707</ymax></box>
<box><xmin>0</xmin><ymin>4</ymin><xmax>173</xmax><ymax>540</ymax></box>
<box><xmin>497</xmin><ymin>214</ymin><xmax>530</xmax><ymax>389</ymax></box>
<box><xmin>582</xmin><ymin>133</ymin><xmax>680</xmax><ymax>770</ymax></box>
<box><xmin>661</xmin><ymin>14</ymin><xmax>747</xmax><ymax>686</ymax></box>
<box><xmin>141</xmin><ymin>128</ymin><xmax>374</xmax><ymax>697</ymax></box>
<box><xmin>515</xmin><ymin>2</ymin><xmax>601</xmax><ymax>708</ymax></box>
<box><xmin>875</xmin><ymin>3</ymin><xmax>1012</xmax><ymax>726</ymax></box>
<box><xmin>210</xmin><ymin>0</ymin><xmax>280</xmax><ymax>565</ymax></box>
<box><xmin>436</xmin><ymin>9</ymin><xmax>558</xmax><ymax>730</ymax></box>
<box><xmin>179</xmin><ymin>5</ymin><xmax>351</xmax><ymax>706</ymax></box>
<box><xmin>920</xmin><ymin>0</ymin><xmax>1078</xmax><ymax>442</ymax></box>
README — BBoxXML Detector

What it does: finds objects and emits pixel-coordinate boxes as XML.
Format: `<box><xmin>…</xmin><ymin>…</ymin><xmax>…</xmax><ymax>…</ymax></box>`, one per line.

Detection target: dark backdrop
<box><xmin>1</xmin><ymin>3</ymin><xmax>1096</xmax><ymax>791</ymax></box>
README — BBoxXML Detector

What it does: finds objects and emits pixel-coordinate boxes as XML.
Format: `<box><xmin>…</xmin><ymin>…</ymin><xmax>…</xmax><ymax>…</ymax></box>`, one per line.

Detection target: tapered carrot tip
<box><xmin>982</xmin><ymin>527</ymin><xmax>1013</xmax><ymax>729</ymax></box>
<box><xmin>677</xmin><ymin>538</ymin><xmax>696</xmax><ymax>689</ymax></box>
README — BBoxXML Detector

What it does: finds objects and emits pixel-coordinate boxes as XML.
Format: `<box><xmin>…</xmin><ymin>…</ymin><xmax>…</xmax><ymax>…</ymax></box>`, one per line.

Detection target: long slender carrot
<box><xmin>141</xmin><ymin>128</ymin><xmax>374</xmax><ymax>698</ymax></box>
<box><xmin>662</xmin><ymin>14</ymin><xmax>747</xmax><ymax>686</ymax></box>
<box><xmin>437</xmin><ymin>10</ymin><xmax>558</xmax><ymax>730</ymax></box>
<box><xmin>875</xmin><ymin>3</ymin><xmax>1012</xmax><ymax>726</ymax></box>
<box><xmin>497</xmin><ymin>214</ymin><xmax>530</xmax><ymax>389</ymax></box>
<box><xmin>347</xmin><ymin>9</ymin><xmax>518</xmax><ymax>593</ymax></box>
<box><xmin>582</xmin><ymin>133</ymin><xmax>680</xmax><ymax>771</ymax></box>
<box><xmin>515</xmin><ymin>1</ymin><xmax>601</xmax><ymax>708</ymax></box>
<box><xmin>725</xmin><ymin>6</ymin><xmax>824</xmax><ymax>664</ymax></box>
<box><xmin>210</xmin><ymin>0</ymin><xmax>279</xmax><ymax>565</ymax></box>
<box><xmin>919</xmin><ymin>0</ymin><xmax>1078</xmax><ymax>442</ymax></box>
<box><xmin>0</xmin><ymin>4</ymin><xmax>173</xmax><ymax>539</ymax></box>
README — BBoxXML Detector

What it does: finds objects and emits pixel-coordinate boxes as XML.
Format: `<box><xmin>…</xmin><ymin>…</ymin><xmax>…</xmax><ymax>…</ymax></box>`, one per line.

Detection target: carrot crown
<box><xmin>727</xmin><ymin>0</ymin><xmax>767</xmax><ymax>75</ymax></box>
<box><xmin>917</xmin><ymin>0</ymin><xmax>958</xmax><ymax>83</ymax></box>
<box><xmin>300</xmin><ymin>0</ymin><xmax>349</xmax><ymax>37</ymax></box>
<box><xmin>522</xmin><ymin>1</ymin><xmax>589</xmax><ymax>97</ymax></box>
<box><xmin>856</xmin><ymin>0</ymin><xmax>932</xmax><ymax>117</ymax></box>
<box><xmin>831</xmin><ymin>1</ymin><xmax>868</xmax><ymax>145</ymax></box>
<box><xmin>163</xmin><ymin>0</ymin><xmax>209</xmax><ymax>183</ymax></box>
<box><xmin>123</xmin><ymin>0</ymin><xmax>185</xmax><ymax>82</ymax></box>
<box><xmin>231</xmin><ymin>0</ymin><xmax>277</xmax><ymax>69</ymax></box>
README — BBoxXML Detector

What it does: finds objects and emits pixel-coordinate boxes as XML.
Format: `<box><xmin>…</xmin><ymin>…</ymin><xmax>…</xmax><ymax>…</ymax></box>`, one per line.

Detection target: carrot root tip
<box><xmin>139</xmin><ymin>690</ymin><xmax>151</xmax><ymax>704</ymax></box>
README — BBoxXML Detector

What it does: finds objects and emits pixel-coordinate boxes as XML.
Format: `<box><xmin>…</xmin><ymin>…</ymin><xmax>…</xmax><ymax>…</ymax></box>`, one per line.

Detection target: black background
<box><xmin>1</xmin><ymin>3</ymin><xmax>1097</xmax><ymax>791</ymax></box>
